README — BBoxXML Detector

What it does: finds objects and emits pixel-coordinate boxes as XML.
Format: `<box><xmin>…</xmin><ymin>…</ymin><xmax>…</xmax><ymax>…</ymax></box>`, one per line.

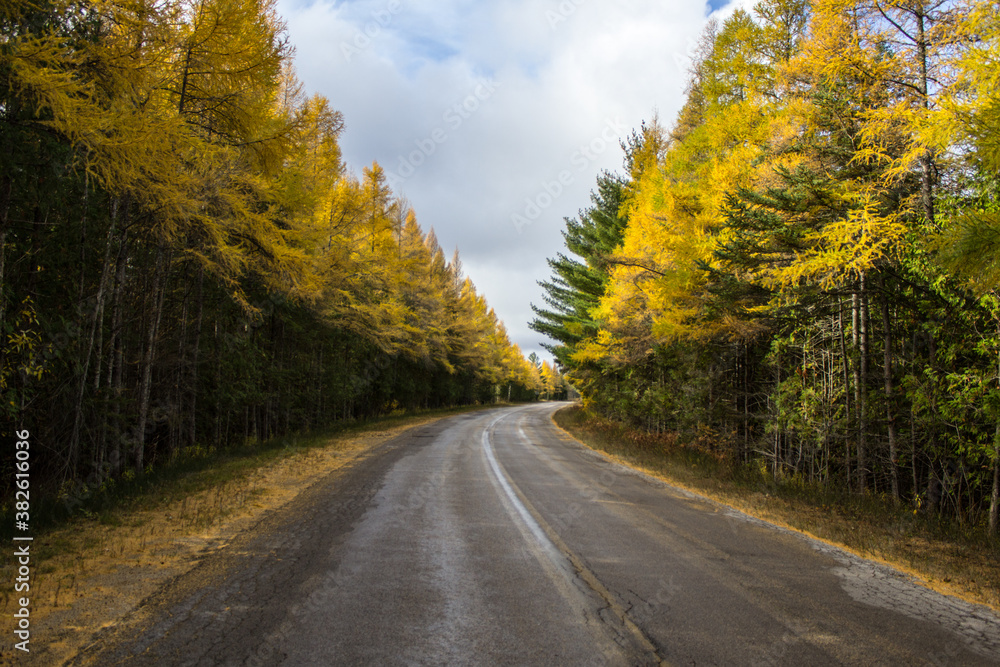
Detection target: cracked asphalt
<box><xmin>75</xmin><ymin>403</ymin><xmax>1000</xmax><ymax>665</ymax></box>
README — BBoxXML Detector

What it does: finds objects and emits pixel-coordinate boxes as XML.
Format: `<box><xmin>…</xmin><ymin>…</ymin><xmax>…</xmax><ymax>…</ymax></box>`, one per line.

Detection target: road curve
<box><xmin>76</xmin><ymin>403</ymin><xmax>1000</xmax><ymax>665</ymax></box>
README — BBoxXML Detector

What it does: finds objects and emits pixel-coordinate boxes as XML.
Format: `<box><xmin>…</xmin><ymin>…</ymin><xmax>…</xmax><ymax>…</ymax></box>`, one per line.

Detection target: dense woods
<box><xmin>534</xmin><ymin>0</ymin><xmax>1000</xmax><ymax>534</ymax></box>
<box><xmin>0</xmin><ymin>0</ymin><xmax>541</xmax><ymax>498</ymax></box>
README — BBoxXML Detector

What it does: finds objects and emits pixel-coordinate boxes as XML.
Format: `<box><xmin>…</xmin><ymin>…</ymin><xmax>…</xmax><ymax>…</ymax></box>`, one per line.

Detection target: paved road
<box><xmin>77</xmin><ymin>403</ymin><xmax>1000</xmax><ymax>665</ymax></box>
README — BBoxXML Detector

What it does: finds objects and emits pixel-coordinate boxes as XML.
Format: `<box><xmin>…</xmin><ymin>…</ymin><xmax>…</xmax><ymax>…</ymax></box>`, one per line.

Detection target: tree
<box><xmin>0</xmin><ymin>0</ymin><xmax>537</xmax><ymax>505</ymax></box>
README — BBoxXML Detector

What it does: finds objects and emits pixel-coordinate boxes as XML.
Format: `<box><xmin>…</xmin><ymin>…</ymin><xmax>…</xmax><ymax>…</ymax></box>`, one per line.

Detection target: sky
<box><xmin>275</xmin><ymin>0</ymin><xmax>752</xmax><ymax>362</ymax></box>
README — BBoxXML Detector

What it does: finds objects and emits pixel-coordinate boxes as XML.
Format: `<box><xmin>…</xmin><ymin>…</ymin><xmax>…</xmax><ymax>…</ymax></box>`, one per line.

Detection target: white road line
<box><xmin>479</xmin><ymin>408</ymin><xmax>669</xmax><ymax>666</ymax></box>
<box><xmin>481</xmin><ymin>413</ymin><xmax>562</xmax><ymax>563</ymax></box>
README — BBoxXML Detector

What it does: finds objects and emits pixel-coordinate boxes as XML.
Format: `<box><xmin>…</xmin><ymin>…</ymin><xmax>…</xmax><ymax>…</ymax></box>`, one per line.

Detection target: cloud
<box><xmin>276</xmin><ymin>0</ymin><xmax>727</xmax><ymax>361</ymax></box>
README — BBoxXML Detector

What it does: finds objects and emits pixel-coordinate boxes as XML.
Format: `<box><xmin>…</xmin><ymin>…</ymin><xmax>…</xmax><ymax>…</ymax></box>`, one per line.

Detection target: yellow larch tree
<box><xmin>595</xmin><ymin>5</ymin><xmax>801</xmax><ymax>358</ymax></box>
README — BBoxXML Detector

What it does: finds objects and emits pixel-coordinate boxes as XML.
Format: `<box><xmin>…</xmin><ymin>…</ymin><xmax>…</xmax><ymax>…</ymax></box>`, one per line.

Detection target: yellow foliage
<box><xmin>0</xmin><ymin>0</ymin><xmax>537</xmax><ymax>396</ymax></box>
<box><xmin>598</xmin><ymin>94</ymin><xmax>770</xmax><ymax>352</ymax></box>
<box><xmin>764</xmin><ymin>186</ymin><xmax>908</xmax><ymax>289</ymax></box>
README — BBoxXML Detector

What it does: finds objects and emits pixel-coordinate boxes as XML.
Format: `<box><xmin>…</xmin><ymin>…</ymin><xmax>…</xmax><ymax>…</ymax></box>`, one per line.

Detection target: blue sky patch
<box><xmin>403</xmin><ymin>34</ymin><xmax>460</xmax><ymax>63</ymax></box>
<box><xmin>707</xmin><ymin>0</ymin><xmax>730</xmax><ymax>14</ymax></box>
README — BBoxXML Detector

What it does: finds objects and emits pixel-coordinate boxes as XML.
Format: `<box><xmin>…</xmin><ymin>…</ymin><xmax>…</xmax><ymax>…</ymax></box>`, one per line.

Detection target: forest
<box><xmin>533</xmin><ymin>0</ymin><xmax>1000</xmax><ymax>535</ymax></box>
<box><xmin>0</xmin><ymin>0</ymin><xmax>552</xmax><ymax>500</ymax></box>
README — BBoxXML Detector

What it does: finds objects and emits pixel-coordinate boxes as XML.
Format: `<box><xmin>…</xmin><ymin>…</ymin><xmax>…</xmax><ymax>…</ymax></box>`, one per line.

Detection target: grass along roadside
<box><xmin>553</xmin><ymin>404</ymin><xmax>1000</xmax><ymax>613</ymax></box>
<box><xmin>0</xmin><ymin>404</ymin><xmax>494</xmax><ymax>666</ymax></box>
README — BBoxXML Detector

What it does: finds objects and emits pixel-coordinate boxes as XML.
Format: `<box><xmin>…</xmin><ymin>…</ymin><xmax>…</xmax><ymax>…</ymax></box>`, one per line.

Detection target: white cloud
<box><xmin>276</xmin><ymin>0</ymin><xmax>732</xmax><ymax>362</ymax></box>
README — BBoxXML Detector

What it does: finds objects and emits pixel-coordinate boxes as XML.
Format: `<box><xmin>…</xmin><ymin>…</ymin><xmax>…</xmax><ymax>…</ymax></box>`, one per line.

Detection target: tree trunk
<box><xmin>991</xmin><ymin>325</ymin><xmax>1000</xmax><ymax>536</ymax></box>
<box><xmin>173</xmin><ymin>273</ymin><xmax>189</xmax><ymax>457</ymax></box>
<box><xmin>0</xmin><ymin>175</ymin><xmax>12</xmax><ymax>331</ymax></box>
<box><xmin>858</xmin><ymin>278</ymin><xmax>869</xmax><ymax>493</ymax></box>
<box><xmin>926</xmin><ymin>331</ymin><xmax>942</xmax><ymax>515</ymax></box>
<box><xmin>774</xmin><ymin>360</ymin><xmax>781</xmax><ymax>480</ymax></box>
<box><xmin>881</xmin><ymin>279</ymin><xmax>900</xmax><ymax>501</ymax></box>
<box><xmin>315</xmin><ymin>346</ymin><xmax>324</xmax><ymax>428</ymax></box>
<box><xmin>107</xmin><ymin>226</ymin><xmax>130</xmax><ymax>477</ymax></box>
<box><xmin>910</xmin><ymin>405</ymin><xmax>919</xmax><ymax>504</ymax></box>
<box><xmin>189</xmin><ymin>265</ymin><xmax>205</xmax><ymax>447</ymax></box>
<box><xmin>990</xmin><ymin>422</ymin><xmax>999</xmax><ymax>538</ymax></box>
<box><xmin>0</xmin><ymin>174</ymin><xmax>11</xmax><ymax>381</ymax></box>
<box><xmin>213</xmin><ymin>319</ymin><xmax>223</xmax><ymax>448</ymax></box>
<box><xmin>77</xmin><ymin>172</ymin><xmax>89</xmax><ymax>305</ymax></box>
<box><xmin>743</xmin><ymin>345</ymin><xmax>751</xmax><ymax>463</ymax></box>
<box><xmin>852</xmin><ymin>291</ymin><xmax>863</xmax><ymax>492</ymax></box>
<box><xmin>135</xmin><ymin>243</ymin><xmax>170</xmax><ymax>474</ymax></box>
<box><xmin>69</xmin><ymin>199</ymin><xmax>119</xmax><ymax>476</ymax></box>
<box><xmin>915</xmin><ymin>7</ymin><xmax>936</xmax><ymax>226</ymax></box>
<box><xmin>839</xmin><ymin>298</ymin><xmax>852</xmax><ymax>487</ymax></box>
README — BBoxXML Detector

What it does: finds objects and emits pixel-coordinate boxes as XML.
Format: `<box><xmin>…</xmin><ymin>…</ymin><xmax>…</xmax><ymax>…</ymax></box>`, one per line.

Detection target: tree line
<box><xmin>0</xmin><ymin>0</ymin><xmax>542</xmax><ymax>498</ymax></box>
<box><xmin>533</xmin><ymin>0</ymin><xmax>1000</xmax><ymax>534</ymax></box>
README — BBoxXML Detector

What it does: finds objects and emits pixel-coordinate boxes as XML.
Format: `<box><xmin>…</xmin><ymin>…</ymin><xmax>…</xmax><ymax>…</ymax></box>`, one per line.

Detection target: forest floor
<box><xmin>554</xmin><ymin>404</ymin><xmax>1000</xmax><ymax>614</ymax></box>
<box><xmin>0</xmin><ymin>405</ymin><xmax>490</xmax><ymax>666</ymax></box>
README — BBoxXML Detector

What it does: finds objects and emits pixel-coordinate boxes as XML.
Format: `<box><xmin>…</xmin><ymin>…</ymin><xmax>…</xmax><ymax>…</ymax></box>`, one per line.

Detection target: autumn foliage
<box><xmin>534</xmin><ymin>0</ymin><xmax>1000</xmax><ymax>534</ymax></box>
<box><xmin>0</xmin><ymin>0</ymin><xmax>540</xmax><ymax>496</ymax></box>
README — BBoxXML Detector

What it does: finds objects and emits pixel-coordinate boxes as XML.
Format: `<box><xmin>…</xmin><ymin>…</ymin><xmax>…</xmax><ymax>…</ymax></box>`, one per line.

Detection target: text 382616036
<box><xmin>13</xmin><ymin>428</ymin><xmax>32</xmax><ymax>653</ymax></box>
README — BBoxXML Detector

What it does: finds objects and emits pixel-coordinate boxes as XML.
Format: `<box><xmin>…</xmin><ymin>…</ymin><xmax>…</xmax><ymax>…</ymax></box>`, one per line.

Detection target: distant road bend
<box><xmin>79</xmin><ymin>403</ymin><xmax>1000</xmax><ymax>665</ymax></box>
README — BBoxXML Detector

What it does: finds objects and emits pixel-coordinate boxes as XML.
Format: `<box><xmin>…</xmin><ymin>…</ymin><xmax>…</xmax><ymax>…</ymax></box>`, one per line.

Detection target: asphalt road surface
<box><xmin>77</xmin><ymin>403</ymin><xmax>1000</xmax><ymax>665</ymax></box>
